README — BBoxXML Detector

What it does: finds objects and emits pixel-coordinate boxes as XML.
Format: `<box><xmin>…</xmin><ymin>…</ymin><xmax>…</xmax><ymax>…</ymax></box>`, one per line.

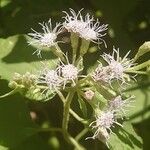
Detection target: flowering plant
<box><xmin>0</xmin><ymin>9</ymin><xmax>149</xmax><ymax>150</ymax></box>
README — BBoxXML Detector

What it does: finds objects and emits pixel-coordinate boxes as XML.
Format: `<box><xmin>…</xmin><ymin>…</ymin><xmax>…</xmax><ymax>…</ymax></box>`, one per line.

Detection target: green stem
<box><xmin>75</xmin><ymin>128</ymin><xmax>89</xmax><ymax>141</ymax></box>
<box><xmin>0</xmin><ymin>88</ymin><xmax>18</xmax><ymax>99</ymax></box>
<box><xmin>71</xmin><ymin>33</ymin><xmax>79</xmax><ymax>64</ymax></box>
<box><xmin>56</xmin><ymin>90</ymin><xmax>87</xmax><ymax>124</ymax></box>
<box><xmin>62</xmin><ymin>91</ymin><xmax>75</xmax><ymax>131</ymax></box>
<box><xmin>126</xmin><ymin>60</ymin><xmax>150</xmax><ymax>71</ymax></box>
<box><xmin>62</xmin><ymin>91</ymin><xmax>85</xmax><ymax>150</ymax></box>
<box><xmin>69</xmin><ymin>109</ymin><xmax>88</xmax><ymax>125</ymax></box>
<box><xmin>67</xmin><ymin>133</ymin><xmax>85</xmax><ymax>150</ymax></box>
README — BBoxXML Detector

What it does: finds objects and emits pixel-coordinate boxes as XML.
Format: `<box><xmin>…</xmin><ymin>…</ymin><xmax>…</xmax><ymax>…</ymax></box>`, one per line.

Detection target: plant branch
<box><xmin>62</xmin><ymin>91</ymin><xmax>75</xmax><ymax>131</ymax></box>
<box><xmin>56</xmin><ymin>90</ymin><xmax>87</xmax><ymax>124</ymax></box>
<box><xmin>69</xmin><ymin>109</ymin><xmax>88</xmax><ymax>124</ymax></box>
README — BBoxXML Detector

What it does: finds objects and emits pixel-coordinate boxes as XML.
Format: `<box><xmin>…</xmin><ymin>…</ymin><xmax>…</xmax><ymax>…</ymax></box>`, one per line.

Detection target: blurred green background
<box><xmin>0</xmin><ymin>0</ymin><xmax>150</xmax><ymax>150</ymax></box>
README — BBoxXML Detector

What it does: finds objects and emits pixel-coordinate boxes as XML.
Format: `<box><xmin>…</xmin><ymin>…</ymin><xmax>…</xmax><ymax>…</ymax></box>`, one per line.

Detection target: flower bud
<box><xmin>84</xmin><ymin>90</ymin><xmax>95</xmax><ymax>100</ymax></box>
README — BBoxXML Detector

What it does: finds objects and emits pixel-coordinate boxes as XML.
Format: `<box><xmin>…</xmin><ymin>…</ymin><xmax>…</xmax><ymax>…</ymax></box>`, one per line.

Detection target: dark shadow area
<box><xmin>134</xmin><ymin>118</ymin><xmax>150</xmax><ymax>150</ymax></box>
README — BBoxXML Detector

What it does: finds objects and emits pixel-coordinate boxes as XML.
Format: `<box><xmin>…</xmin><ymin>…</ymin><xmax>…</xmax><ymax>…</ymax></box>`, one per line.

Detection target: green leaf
<box><xmin>126</xmin><ymin>86</ymin><xmax>150</xmax><ymax>124</ymax></box>
<box><xmin>0</xmin><ymin>95</ymin><xmax>37</xmax><ymax>148</ymax></box>
<box><xmin>0</xmin><ymin>35</ymin><xmax>57</xmax><ymax>81</ymax></box>
<box><xmin>109</xmin><ymin>122</ymin><xmax>143</xmax><ymax>150</ymax></box>
<box><xmin>134</xmin><ymin>41</ymin><xmax>150</xmax><ymax>62</ymax></box>
<box><xmin>10</xmin><ymin>134</ymin><xmax>50</xmax><ymax>150</ymax></box>
<box><xmin>0</xmin><ymin>80</ymin><xmax>50</xmax><ymax>150</ymax></box>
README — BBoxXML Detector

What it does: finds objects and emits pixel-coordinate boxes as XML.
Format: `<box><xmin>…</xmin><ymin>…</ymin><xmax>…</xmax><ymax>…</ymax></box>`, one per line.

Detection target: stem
<box><xmin>71</xmin><ymin>33</ymin><xmax>79</xmax><ymax>64</ymax></box>
<box><xmin>67</xmin><ymin>133</ymin><xmax>85</xmax><ymax>150</ymax></box>
<box><xmin>69</xmin><ymin>109</ymin><xmax>88</xmax><ymax>125</ymax></box>
<box><xmin>62</xmin><ymin>91</ymin><xmax>75</xmax><ymax>131</ymax></box>
<box><xmin>62</xmin><ymin>91</ymin><xmax>85</xmax><ymax>150</ymax></box>
<box><xmin>0</xmin><ymin>88</ymin><xmax>18</xmax><ymax>99</ymax></box>
<box><xmin>127</xmin><ymin>60</ymin><xmax>150</xmax><ymax>71</ymax></box>
<box><xmin>56</xmin><ymin>90</ymin><xmax>87</xmax><ymax>124</ymax></box>
<box><xmin>75</xmin><ymin>128</ymin><xmax>89</xmax><ymax>141</ymax></box>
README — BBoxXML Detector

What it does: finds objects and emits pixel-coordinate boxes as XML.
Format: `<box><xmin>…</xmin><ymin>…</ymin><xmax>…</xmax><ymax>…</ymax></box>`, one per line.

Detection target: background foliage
<box><xmin>0</xmin><ymin>0</ymin><xmax>150</xmax><ymax>149</ymax></box>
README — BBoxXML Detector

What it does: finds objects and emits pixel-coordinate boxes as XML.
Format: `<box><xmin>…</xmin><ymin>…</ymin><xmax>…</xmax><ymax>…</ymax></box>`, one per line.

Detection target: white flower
<box><xmin>108</xmin><ymin>95</ymin><xmax>135</xmax><ymax>118</ymax></box>
<box><xmin>28</xmin><ymin>19</ymin><xmax>63</xmax><ymax>57</ymax></box>
<box><xmin>58</xmin><ymin>57</ymin><xmax>80</xmax><ymax>88</ymax></box>
<box><xmin>63</xmin><ymin>8</ymin><xmax>108</xmax><ymax>46</ymax></box>
<box><xmin>37</xmin><ymin>69</ymin><xmax>62</xmax><ymax>91</ymax></box>
<box><xmin>61</xmin><ymin>64</ymin><xmax>78</xmax><ymax>80</ymax></box>
<box><xmin>86</xmin><ymin>110</ymin><xmax>122</xmax><ymax>142</ymax></box>
<box><xmin>101</xmin><ymin>47</ymin><xmax>135</xmax><ymax>84</ymax></box>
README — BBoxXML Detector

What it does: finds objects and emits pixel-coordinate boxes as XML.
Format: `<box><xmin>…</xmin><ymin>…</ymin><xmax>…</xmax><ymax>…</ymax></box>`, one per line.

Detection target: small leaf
<box><xmin>134</xmin><ymin>41</ymin><xmax>150</xmax><ymax>62</ymax></box>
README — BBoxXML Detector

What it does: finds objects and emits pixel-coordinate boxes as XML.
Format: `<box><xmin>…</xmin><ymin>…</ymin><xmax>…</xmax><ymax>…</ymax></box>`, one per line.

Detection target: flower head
<box><xmin>108</xmin><ymin>95</ymin><xmax>135</xmax><ymax>118</ymax></box>
<box><xmin>58</xmin><ymin>56</ymin><xmax>80</xmax><ymax>88</ymax></box>
<box><xmin>87</xmin><ymin>110</ymin><xmax>122</xmax><ymax>142</ymax></box>
<box><xmin>61</xmin><ymin>64</ymin><xmax>78</xmax><ymax>80</ymax></box>
<box><xmin>63</xmin><ymin>8</ymin><xmax>108</xmax><ymax>46</ymax></box>
<box><xmin>28</xmin><ymin>19</ymin><xmax>63</xmax><ymax>57</ymax></box>
<box><xmin>101</xmin><ymin>48</ymin><xmax>135</xmax><ymax>83</ymax></box>
<box><xmin>37</xmin><ymin>68</ymin><xmax>62</xmax><ymax>91</ymax></box>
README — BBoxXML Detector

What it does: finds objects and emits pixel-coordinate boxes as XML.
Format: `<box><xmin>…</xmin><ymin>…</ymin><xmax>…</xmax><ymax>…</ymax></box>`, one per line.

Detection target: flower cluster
<box><xmin>8</xmin><ymin>8</ymin><xmax>139</xmax><ymax>149</ymax></box>
<box><xmin>36</xmin><ymin>58</ymin><xmax>80</xmax><ymax>92</ymax></box>
<box><xmin>87</xmin><ymin>95</ymin><xmax>134</xmax><ymax>144</ymax></box>
<box><xmin>28</xmin><ymin>9</ymin><xmax>108</xmax><ymax>57</ymax></box>
<box><xmin>63</xmin><ymin>8</ymin><xmax>108</xmax><ymax>46</ymax></box>
<box><xmin>92</xmin><ymin>47</ymin><xmax>135</xmax><ymax>86</ymax></box>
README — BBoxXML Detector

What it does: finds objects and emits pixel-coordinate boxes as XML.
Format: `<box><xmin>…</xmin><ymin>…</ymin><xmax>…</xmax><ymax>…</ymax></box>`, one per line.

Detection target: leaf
<box><xmin>0</xmin><ymin>95</ymin><xmax>38</xmax><ymax>148</ymax></box>
<box><xmin>0</xmin><ymin>35</ymin><xmax>57</xmax><ymax>81</ymax></box>
<box><xmin>134</xmin><ymin>41</ymin><xmax>150</xmax><ymax>61</ymax></box>
<box><xmin>126</xmin><ymin>86</ymin><xmax>150</xmax><ymax>124</ymax></box>
<box><xmin>109</xmin><ymin>122</ymin><xmax>143</xmax><ymax>150</ymax></box>
<box><xmin>0</xmin><ymin>80</ymin><xmax>50</xmax><ymax>149</ymax></box>
<box><xmin>10</xmin><ymin>134</ymin><xmax>50</xmax><ymax>150</ymax></box>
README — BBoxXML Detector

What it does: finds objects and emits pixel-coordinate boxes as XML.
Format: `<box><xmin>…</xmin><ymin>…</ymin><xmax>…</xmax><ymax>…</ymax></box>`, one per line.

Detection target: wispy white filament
<box><xmin>28</xmin><ymin>19</ymin><xmax>63</xmax><ymax>57</ymax></box>
<box><xmin>63</xmin><ymin>8</ymin><xmax>108</xmax><ymax>46</ymax></box>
